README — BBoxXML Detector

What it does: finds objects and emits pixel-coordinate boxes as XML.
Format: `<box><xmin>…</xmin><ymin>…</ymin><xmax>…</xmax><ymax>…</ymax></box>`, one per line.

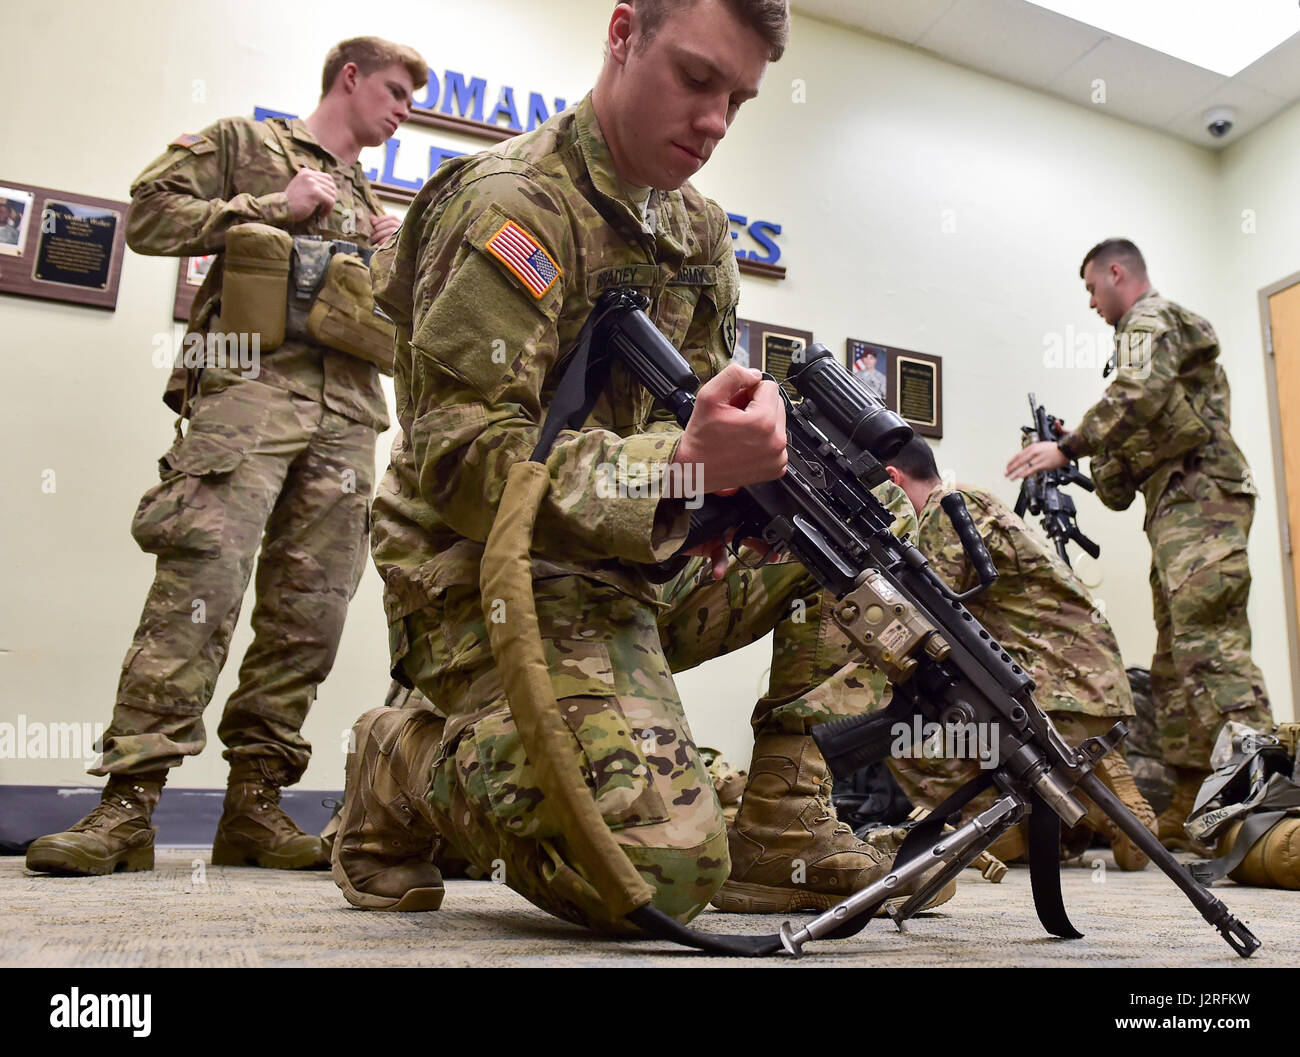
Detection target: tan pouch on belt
<box><xmin>306</xmin><ymin>252</ymin><xmax>396</xmax><ymax>373</ymax></box>
<box><xmin>222</xmin><ymin>223</ymin><xmax>292</xmax><ymax>351</ymax></box>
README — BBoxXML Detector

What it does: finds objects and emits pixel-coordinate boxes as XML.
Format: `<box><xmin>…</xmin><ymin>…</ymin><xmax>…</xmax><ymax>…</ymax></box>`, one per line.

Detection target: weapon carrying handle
<box><xmin>941</xmin><ymin>492</ymin><xmax>998</xmax><ymax>590</ymax></box>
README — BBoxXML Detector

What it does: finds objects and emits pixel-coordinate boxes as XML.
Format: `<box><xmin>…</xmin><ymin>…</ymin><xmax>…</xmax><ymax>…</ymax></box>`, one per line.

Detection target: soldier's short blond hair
<box><xmin>322</xmin><ymin>37</ymin><xmax>428</xmax><ymax>98</ymax></box>
<box><xmin>630</xmin><ymin>0</ymin><xmax>789</xmax><ymax>61</ymax></box>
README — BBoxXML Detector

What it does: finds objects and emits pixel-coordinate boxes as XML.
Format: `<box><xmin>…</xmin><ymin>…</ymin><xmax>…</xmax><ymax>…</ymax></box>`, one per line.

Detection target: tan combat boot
<box><xmin>1157</xmin><ymin>768</ymin><xmax>1212</xmax><ymax>857</ymax></box>
<box><xmin>26</xmin><ymin>772</ymin><xmax>165</xmax><ymax>876</ymax></box>
<box><xmin>212</xmin><ymin>757</ymin><xmax>328</xmax><ymax>869</ymax></box>
<box><xmin>1090</xmin><ymin>751</ymin><xmax>1159</xmax><ymax>870</ymax></box>
<box><xmin>711</xmin><ymin>734</ymin><xmax>955</xmax><ymax>914</ymax></box>
<box><xmin>331</xmin><ymin>706</ymin><xmax>446</xmax><ymax>911</ymax></box>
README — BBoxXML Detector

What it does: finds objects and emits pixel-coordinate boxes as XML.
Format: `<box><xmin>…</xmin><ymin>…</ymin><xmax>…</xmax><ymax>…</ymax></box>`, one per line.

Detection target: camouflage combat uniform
<box><xmin>94</xmin><ymin>117</ymin><xmax>388</xmax><ymax>782</ymax></box>
<box><xmin>904</xmin><ymin>484</ymin><xmax>1155</xmax><ymax>863</ymax></box>
<box><xmin>366</xmin><ymin>95</ymin><xmax>909</xmax><ymax>929</ymax></box>
<box><xmin>908</xmin><ymin>485</ymin><xmax>1131</xmax><ymax>788</ymax></box>
<box><xmin>1063</xmin><ymin>291</ymin><xmax>1272</xmax><ymax>780</ymax></box>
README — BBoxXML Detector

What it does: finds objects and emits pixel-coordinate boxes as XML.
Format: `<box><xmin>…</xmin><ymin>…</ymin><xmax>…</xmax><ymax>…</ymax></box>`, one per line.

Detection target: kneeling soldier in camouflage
<box><xmin>331</xmin><ymin>0</ymin><xmax>951</xmax><ymax>929</ymax></box>
<box><xmin>885</xmin><ymin>437</ymin><xmax>1158</xmax><ymax>869</ymax></box>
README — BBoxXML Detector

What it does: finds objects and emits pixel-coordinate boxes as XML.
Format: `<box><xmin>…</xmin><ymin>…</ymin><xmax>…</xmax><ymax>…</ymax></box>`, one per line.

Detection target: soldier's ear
<box><xmin>607</xmin><ymin>3</ymin><xmax>636</xmax><ymax>65</ymax></box>
<box><xmin>337</xmin><ymin>61</ymin><xmax>361</xmax><ymax>95</ymax></box>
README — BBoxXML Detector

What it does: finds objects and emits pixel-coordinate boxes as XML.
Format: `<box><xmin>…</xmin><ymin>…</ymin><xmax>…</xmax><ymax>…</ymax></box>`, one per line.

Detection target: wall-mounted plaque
<box><xmin>846</xmin><ymin>338</ymin><xmax>943</xmax><ymax>438</ymax></box>
<box><xmin>0</xmin><ymin>181</ymin><xmax>127</xmax><ymax>309</ymax></box>
<box><xmin>741</xmin><ymin>319</ymin><xmax>813</xmax><ymax>388</ymax></box>
<box><xmin>174</xmin><ymin>254</ymin><xmax>216</xmax><ymax>322</ymax></box>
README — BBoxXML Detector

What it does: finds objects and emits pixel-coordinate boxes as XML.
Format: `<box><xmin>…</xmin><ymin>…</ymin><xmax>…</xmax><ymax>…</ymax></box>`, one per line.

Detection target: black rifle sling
<box><xmin>1028</xmin><ymin>791</ymin><xmax>1083</xmax><ymax>939</ymax></box>
<box><xmin>531</xmin><ymin>316</ymin><xmax>611</xmax><ymax>463</ymax></box>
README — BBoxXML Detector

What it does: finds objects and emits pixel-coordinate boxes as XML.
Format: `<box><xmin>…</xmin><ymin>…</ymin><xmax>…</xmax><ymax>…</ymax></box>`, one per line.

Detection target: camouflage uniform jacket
<box><xmin>917</xmin><ymin>483</ymin><xmax>1133</xmax><ymax>717</ymax></box>
<box><xmin>1066</xmin><ymin>290</ymin><xmax>1251</xmax><ymax>521</ymax></box>
<box><xmin>369</xmin><ymin>94</ymin><xmax>739</xmax><ymax>628</ymax></box>
<box><xmin>127</xmin><ymin>116</ymin><xmax>390</xmax><ymax>431</ymax></box>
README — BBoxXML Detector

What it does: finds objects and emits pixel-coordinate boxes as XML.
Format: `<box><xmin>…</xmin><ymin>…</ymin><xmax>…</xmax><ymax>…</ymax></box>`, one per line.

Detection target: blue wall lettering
<box><xmin>491</xmin><ymin>86</ymin><xmax>522</xmax><ymax>131</ymax></box>
<box><xmin>746</xmin><ymin>220</ymin><xmax>782</xmax><ymax>266</ymax></box>
<box><xmin>440</xmin><ymin>71</ymin><xmax>487</xmax><ymax>122</ymax></box>
<box><xmin>412</xmin><ymin>70</ymin><xmax>439</xmax><ymax>112</ymax></box>
<box><xmin>527</xmin><ymin>92</ymin><xmax>567</xmax><ymax>131</ymax></box>
<box><xmin>430</xmin><ymin>145</ymin><xmax>466</xmax><ymax>174</ymax></box>
<box><xmin>379</xmin><ymin>138</ymin><xmax>423</xmax><ymax>191</ymax></box>
<box><xmin>727</xmin><ymin>213</ymin><xmax>783</xmax><ymax>265</ymax></box>
<box><xmin>253</xmin><ymin>105</ymin><xmax>296</xmax><ymax>122</ymax></box>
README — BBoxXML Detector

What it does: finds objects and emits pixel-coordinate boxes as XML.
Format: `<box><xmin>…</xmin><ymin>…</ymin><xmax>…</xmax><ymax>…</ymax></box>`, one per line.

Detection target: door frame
<box><xmin>1256</xmin><ymin>273</ymin><xmax>1300</xmax><ymax>713</ymax></box>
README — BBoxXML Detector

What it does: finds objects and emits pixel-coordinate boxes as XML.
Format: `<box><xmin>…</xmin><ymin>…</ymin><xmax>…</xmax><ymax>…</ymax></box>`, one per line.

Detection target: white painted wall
<box><xmin>0</xmin><ymin>0</ymin><xmax>1291</xmax><ymax>793</ymax></box>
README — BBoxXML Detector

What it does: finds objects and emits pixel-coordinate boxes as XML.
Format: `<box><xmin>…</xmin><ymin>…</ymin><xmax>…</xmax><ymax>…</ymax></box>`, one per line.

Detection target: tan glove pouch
<box><xmin>305</xmin><ymin>251</ymin><xmax>396</xmax><ymax>372</ymax></box>
<box><xmin>221</xmin><ymin>223</ymin><xmax>292</xmax><ymax>351</ymax></box>
<box><xmin>1089</xmin><ymin>451</ymin><xmax>1138</xmax><ymax>511</ymax></box>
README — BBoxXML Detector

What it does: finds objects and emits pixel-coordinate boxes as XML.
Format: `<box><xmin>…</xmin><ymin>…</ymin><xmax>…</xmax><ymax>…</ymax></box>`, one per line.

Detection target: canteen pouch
<box><xmin>306</xmin><ymin>251</ymin><xmax>396</xmax><ymax>372</ymax></box>
<box><xmin>221</xmin><ymin>223</ymin><xmax>291</xmax><ymax>351</ymax></box>
<box><xmin>1089</xmin><ymin>450</ymin><xmax>1138</xmax><ymax>511</ymax></box>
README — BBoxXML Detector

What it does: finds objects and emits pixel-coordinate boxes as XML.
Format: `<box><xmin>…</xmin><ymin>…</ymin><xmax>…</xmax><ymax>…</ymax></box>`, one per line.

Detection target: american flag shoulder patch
<box><xmin>170</xmin><ymin>133</ymin><xmax>208</xmax><ymax>150</ymax></box>
<box><xmin>484</xmin><ymin>219</ymin><xmax>561</xmax><ymax>299</ymax></box>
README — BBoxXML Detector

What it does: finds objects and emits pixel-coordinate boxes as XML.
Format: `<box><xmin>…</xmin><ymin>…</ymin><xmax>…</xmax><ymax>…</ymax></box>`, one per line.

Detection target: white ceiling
<box><xmin>793</xmin><ymin>0</ymin><xmax>1300</xmax><ymax>149</ymax></box>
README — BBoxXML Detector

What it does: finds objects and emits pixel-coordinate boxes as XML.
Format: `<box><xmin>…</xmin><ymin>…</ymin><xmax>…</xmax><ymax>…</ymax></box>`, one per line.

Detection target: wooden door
<box><xmin>1266</xmin><ymin>284</ymin><xmax>1300</xmax><ymax>633</ymax></box>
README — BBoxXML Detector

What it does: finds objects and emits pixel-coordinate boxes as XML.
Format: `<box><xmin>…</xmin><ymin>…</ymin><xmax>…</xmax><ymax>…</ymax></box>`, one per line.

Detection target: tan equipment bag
<box><xmin>306</xmin><ymin>250</ymin><xmax>396</xmax><ymax>372</ymax></box>
<box><xmin>221</xmin><ymin>223</ymin><xmax>292</xmax><ymax>351</ymax></box>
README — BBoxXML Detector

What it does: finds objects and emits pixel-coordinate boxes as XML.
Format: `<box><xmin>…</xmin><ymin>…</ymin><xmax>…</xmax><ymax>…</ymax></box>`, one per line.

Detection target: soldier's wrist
<box><xmin>1057</xmin><ymin>432</ymin><xmax>1081</xmax><ymax>459</ymax></box>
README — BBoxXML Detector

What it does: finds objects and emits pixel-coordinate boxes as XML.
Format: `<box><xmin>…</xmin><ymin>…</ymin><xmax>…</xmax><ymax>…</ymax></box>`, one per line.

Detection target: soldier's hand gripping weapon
<box><xmin>580</xmin><ymin>289</ymin><xmax>1259</xmax><ymax>958</ymax></box>
<box><xmin>1014</xmin><ymin>394</ymin><xmax>1100</xmax><ymax>567</ymax></box>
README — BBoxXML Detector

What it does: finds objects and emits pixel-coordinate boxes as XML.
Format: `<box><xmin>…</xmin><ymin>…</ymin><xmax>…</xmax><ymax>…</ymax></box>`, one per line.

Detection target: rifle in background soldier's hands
<box><xmin>1014</xmin><ymin>394</ymin><xmax>1100</xmax><ymax>566</ymax></box>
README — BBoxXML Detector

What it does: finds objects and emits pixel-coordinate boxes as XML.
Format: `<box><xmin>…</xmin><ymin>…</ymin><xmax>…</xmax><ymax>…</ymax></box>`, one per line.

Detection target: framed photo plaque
<box><xmin>846</xmin><ymin>338</ymin><xmax>943</xmax><ymax>438</ymax></box>
<box><xmin>0</xmin><ymin>181</ymin><xmax>128</xmax><ymax>309</ymax></box>
<box><xmin>741</xmin><ymin>319</ymin><xmax>813</xmax><ymax>388</ymax></box>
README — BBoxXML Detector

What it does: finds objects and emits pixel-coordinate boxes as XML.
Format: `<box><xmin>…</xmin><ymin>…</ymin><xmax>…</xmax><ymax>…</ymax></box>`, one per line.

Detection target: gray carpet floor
<box><xmin>2</xmin><ymin>847</ymin><xmax>1293</xmax><ymax>968</ymax></box>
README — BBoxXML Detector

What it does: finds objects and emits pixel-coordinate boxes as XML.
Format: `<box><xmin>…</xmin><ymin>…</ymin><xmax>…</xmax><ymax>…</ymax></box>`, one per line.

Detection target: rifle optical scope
<box><xmin>787</xmin><ymin>345</ymin><xmax>913</xmax><ymax>462</ymax></box>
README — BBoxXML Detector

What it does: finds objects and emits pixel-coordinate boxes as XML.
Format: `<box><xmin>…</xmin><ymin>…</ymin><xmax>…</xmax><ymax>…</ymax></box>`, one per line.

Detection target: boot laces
<box><xmin>71</xmin><ymin>794</ymin><xmax>143</xmax><ymax>832</ymax></box>
<box><xmin>812</xmin><ymin>777</ymin><xmax>855</xmax><ymax>836</ymax></box>
<box><xmin>242</xmin><ymin>780</ymin><xmax>308</xmax><ymax>838</ymax></box>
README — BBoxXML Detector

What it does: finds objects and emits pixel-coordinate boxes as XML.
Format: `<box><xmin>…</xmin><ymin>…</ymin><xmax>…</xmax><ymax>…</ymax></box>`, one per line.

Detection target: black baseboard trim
<box><xmin>0</xmin><ymin>784</ymin><xmax>343</xmax><ymax>852</ymax></box>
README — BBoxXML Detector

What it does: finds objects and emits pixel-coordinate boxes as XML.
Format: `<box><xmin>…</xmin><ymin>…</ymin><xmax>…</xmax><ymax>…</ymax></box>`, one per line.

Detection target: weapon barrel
<box><xmin>1077</xmin><ymin>773</ymin><xmax>1260</xmax><ymax>957</ymax></box>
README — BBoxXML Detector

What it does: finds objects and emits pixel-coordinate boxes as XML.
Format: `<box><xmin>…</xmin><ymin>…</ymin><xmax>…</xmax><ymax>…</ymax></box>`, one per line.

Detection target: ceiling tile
<box><xmin>915</xmin><ymin>0</ymin><xmax>1105</xmax><ymax>88</ymax></box>
<box><xmin>1046</xmin><ymin>35</ymin><xmax>1226</xmax><ymax>128</ymax></box>
<box><xmin>1234</xmin><ymin>33</ymin><xmax>1300</xmax><ymax>98</ymax></box>
<box><xmin>792</xmin><ymin>0</ymin><xmax>957</xmax><ymax>44</ymax></box>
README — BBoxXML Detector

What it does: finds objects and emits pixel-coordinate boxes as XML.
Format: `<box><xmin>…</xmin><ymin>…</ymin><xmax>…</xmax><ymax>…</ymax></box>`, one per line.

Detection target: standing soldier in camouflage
<box><xmin>1008</xmin><ymin>239</ymin><xmax>1272</xmax><ymax>850</ymax></box>
<box><xmin>331</xmin><ymin>0</ymin><xmax>947</xmax><ymax>930</ymax></box>
<box><xmin>887</xmin><ymin>437</ymin><xmax>1158</xmax><ymax>869</ymax></box>
<box><xmin>26</xmin><ymin>37</ymin><xmax>427</xmax><ymax>877</ymax></box>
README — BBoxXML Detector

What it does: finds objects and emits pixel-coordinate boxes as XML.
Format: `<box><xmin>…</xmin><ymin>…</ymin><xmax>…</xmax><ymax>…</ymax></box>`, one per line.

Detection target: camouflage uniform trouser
<box><xmin>92</xmin><ymin>371</ymin><xmax>375</xmax><ymax>782</ymax></box>
<box><xmin>1147</xmin><ymin>467</ymin><xmax>1272</xmax><ymax>774</ymax></box>
<box><xmin>396</xmin><ymin>554</ymin><xmax>890</xmax><ymax>931</ymax></box>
